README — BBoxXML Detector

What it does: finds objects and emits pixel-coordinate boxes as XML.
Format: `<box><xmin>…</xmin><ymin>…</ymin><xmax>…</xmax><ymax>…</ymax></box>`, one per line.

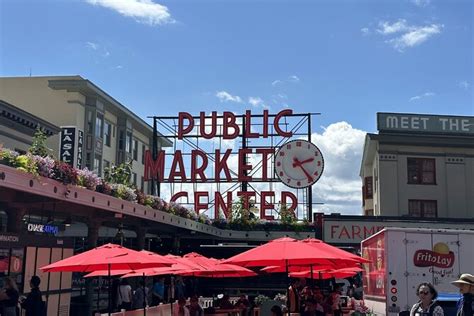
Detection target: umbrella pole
<box><xmin>143</xmin><ymin>273</ymin><xmax>146</xmax><ymax>316</ymax></box>
<box><xmin>286</xmin><ymin>259</ymin><xmax>290</xmax><ymax>316</ymax></box>
<box><xmin>97</xmin><ymin>277</ymin><xmax>100</xmax><ymax>313</ymax></box>
<box><xmin>108</xmin><ymin>264</ymin><xmax>111</xmax><ymax>316</ymax></box>
<box><xmin>310</xmin><ymin>265</ymin><xmax>314</xmax><ymax>287</ymax></box>
<box><xmin>318</xmin><ymin>271</ymin><xmax>322</xmax><ymax>290</ymax></box>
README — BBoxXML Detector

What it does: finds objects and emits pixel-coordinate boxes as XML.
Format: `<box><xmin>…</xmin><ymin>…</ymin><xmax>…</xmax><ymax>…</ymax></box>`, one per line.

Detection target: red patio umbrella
<box><xmin>83</xmin><ymin>269</ymin><xmax>131</xmax><ymax>278</ymax></box>
<box><xmin>41</xmin><ymin>243</ymin><xmax>173</xmax><ymax>272</ymax></box>
<box><xmin>223</xmin><ymin>237</ymin><xmax>364</xmax><ymax>315</ymax></box>
<box><xmin>121</xmin><ymin>263</ymin><xmax>199</xmax><ymax>278</ymax></box>
<box><xmin>223</xmin><ymin>237</ymin><xmax>359</xmax><ymax>267</ymax></box>
<box><xmin>261</xmin><ymin>264</ymin><xmax>339</xmax><ymax>274</ymax></box>
<box><xmin>165</xmin><ymin>254</ymin><xmax>207</xmax><ymax>270</ymax></box>
<box><xmin>290</xmin><ymin>268</ymin><xmax>362</xmax><ymax>280</ymax></box>
<box><xmin>182</xmin><ymin>252</ymin><xmax>256</xmax><ymax>277</ymax></box>
<box><xmin>301</xmin><ymin>238</ymin><xmax>370</xmax><ymax>264</ymax></box>
<box><xmin>41</xmin><ymin>244</ymin><xmax>173</xmax><ymax>315</ymax></box>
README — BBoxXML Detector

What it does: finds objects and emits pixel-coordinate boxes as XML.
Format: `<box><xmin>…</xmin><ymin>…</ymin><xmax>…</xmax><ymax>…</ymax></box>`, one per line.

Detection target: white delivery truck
<box><xmin>360</xmin><ymin>227</ymin><xmax>474</xmax><ymax>315</ymax></box>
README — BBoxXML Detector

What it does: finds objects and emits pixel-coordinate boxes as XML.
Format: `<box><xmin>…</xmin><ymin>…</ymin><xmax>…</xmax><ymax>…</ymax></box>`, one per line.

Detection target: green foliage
<box><xmin>254</xmin><ymin>295</ymin><xmax>270</xmax><ymax>306</ymax></box>
<box><xmin>15</xmin><ymin>154</ymin><xmax>38</xmax><ymax>175</ymax></box>
<box><xmin>28</xmin><ymin>128</ymin><xmax>51</xmax><ymax>158</ymax></box>
<box><xmin>104</xmin><ymin>161</ymin><xmax>132</xmax><ymax>185</ymax></box>
<box><xmin>278</xmin><ymin>202</ymin><xmax>296</xmax><ymax>225</ymax></box>
<box><xmin>229</xmin><ymin>196</ymin><xmax>257</xmax><ymax>230</ymax></box>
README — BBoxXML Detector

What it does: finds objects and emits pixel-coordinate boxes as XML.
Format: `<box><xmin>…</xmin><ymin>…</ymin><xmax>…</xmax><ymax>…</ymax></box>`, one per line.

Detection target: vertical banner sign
<box><xmin>60</xmin><ymin>127</ymin><xmax>76</xmax><ymax>166</ymax></box>
<box><xmin>60</xmin><ymin>126</ymin><xmax>83</xmax><ymax>168</ymax></box>
<box><xmin>76</xmin><ymin>129</ymin><xmax>84</xmax><ymax>169</ymax></box>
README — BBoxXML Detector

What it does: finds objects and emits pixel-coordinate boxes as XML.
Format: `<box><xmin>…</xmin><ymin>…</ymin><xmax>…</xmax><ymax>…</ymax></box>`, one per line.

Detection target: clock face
<box><xmin>274</xmin><ymin>140</ymin><xmax>324</xmax><ymax>189</ymax></box>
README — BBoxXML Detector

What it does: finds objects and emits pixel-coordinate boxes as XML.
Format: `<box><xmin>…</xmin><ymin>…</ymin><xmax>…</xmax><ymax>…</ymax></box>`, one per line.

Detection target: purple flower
<box><xmin>32</xmin><ymin>155</ymin><xmax>55</xmax><ymax>178</ymax></box>
<box><xmin>77</xmin><ymin>168</ymin><xmax>101</xmax><ymax>190</ymax></box>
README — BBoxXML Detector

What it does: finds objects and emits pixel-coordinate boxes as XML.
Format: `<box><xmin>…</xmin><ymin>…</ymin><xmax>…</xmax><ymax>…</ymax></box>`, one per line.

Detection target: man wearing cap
<box><xmin>451</xmin><ymin>273</ymin><xmax>474</xmax><ymax>316</ymax></box>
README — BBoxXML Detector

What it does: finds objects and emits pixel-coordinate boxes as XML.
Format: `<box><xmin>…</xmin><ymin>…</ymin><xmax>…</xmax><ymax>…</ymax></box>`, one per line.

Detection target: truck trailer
<box><xmin>361</xmin><ymin>227</ymin><xmax>474</xmax><ymax>315</ymax></box>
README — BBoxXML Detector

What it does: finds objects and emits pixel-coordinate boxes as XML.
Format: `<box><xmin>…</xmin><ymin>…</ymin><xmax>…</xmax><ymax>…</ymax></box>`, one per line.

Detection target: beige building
<box><xmin>360</xmin><ymin>112</ymin><xmax>474</xmax><ymax>218</ymax></box>
<box><xmin>0</xmin><ymin>76</ymin><xmax>171</xmax><ymax>193</ymax></box>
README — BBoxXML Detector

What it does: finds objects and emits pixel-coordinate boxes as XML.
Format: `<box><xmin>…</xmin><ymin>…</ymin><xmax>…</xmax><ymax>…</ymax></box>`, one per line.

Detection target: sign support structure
<box><xmin>148</xmin><ymin>111</ymin><xmax>321</xmax><ymax>222</ymax></box>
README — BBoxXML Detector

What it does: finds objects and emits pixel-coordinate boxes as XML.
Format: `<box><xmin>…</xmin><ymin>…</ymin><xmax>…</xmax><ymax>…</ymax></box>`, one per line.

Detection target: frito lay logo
<box><xmin>414</xmin><ymin>242</ymin><xmax>455</xmax><ymax>268</ymax></box>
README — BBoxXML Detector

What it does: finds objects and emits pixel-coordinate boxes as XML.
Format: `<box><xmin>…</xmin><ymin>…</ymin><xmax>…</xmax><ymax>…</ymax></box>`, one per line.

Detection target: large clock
<box><xmin>274</xmin><ymin>140</ymin><xmax>324</xmax><ymax>188</ymax></box>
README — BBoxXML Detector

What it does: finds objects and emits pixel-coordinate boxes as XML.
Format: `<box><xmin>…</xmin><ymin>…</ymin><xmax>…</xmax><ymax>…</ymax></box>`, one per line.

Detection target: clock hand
<box><xmin>292</xmin><ymin>157</ymin><xmax>313</xmax><ymax>182</ymax></box>
<box><xmin>298</xmin><ymin>157</ymin><xmax>315</xmax><ymax>165</ymax></box>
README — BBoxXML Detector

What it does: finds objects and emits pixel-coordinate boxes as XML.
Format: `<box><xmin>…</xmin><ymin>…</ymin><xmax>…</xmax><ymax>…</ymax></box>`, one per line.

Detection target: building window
<box><xmin>118</xmin><ymin>131</ymin><xmax>124</xmax><ymax>150</ymax></box>
<box><xmin>409</xmin><ymin>200</ymin><xmax>437</xmax><ymax>218</ymax></box>
<box><xmin>407</xmin><ymin>158</ymin><xmax>436</xmax><ymax>185</ymax></box>
<box><xmin>86</xmin><ymin>153</ymin><xmax>91</xmax><ymax>169</ymax></box>
<box><xmin>103</xmin><ymin>160</ymin><xmax>110</xmax><ymax>174</ymax></box>
<box><xmin>125</xmin><ymin>132</ymin><xmax>132</xmax><ymax>153</ymax></box>
<box><xmin>362</xmin><ymin>186</ymin><xmax>365</xmax><ymax>206</ymax></box>
<box><xmin>95</xmin><ymin>113</ymin><xmax>103</xmax><ymax>138</ymax></box>
<box><xmin>132</xmin><ymin>172</ymin><xmax>137</xmax><ymax>187</ymax></box>
<box><xmin>104</xmin><ymin>121</ymin><xmax>112</xmax><ymax>147</ymax></box>
<box><xmin>141</xmin><ymin>176</ymin><xmax>145</xmax><ymax>191</ymax></box>
<box><xmin>141</xmin><ymin>144</ymin><xmax>146</xmax><ymax>164</ymax></box>
<box><xmin>133</xmin><ymin>139</ymin><xmax>139</xmax><ymax>161</ymax></box>
<box><xmin>94</xmin><ymin>157</ymin><xmax>102</xmax><ymax>176</ymax></box>
<box><xmin>364</xmin><ymin>177</ymin><xmax>373</xmax><ymax>199</ymax></box>
<box><xmin>87</xmin><ymin>111</ymin><xmax>93</xmax><ymax>134</ymax></box>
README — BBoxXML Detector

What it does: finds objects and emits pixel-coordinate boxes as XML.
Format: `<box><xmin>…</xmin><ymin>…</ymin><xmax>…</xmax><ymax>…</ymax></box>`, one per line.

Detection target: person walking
<box><xmin>451</xmin><ymin>273</ymin><xmax>474</xmax><ymax>316</ymax></box>
<box><xmin>132</xmin><ymin>280</ymin><xmax>148</xmax><ymax>309</ymax></box>
<box><xmin>287</xmin><ymin>279</ymin><xmax>300</xmax><ymax>313</ymax></box>
<box><xmin>409</xmin><ymin>282</ymin><xmax>444</xmax><ymax>316</ymax></box>
<box><xmin>117</xmin><ymin>279</ymin><xmax>133</xmax><ymax>311</ymax></box>
<box><xmin>0</xmin><ymin>277</ymin><xmax>20</xmax><ymax>316</ymax></box>
<box><xmin>151</xmin><ymin>277</ymin><xmax>165</xmax><ymax>306</ymax></box>
<box><xmin>20</xmin><ymin>276</ymin><xmax>45</xmax><ymax>316</ymax></box>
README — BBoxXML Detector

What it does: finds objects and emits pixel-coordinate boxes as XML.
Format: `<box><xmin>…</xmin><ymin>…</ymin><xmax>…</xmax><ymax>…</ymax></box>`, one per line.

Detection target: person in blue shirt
<box><xmin>151</xmin><ymin>277</ymin><xmax>165</xmax><ymax>306</ymax></box>
<box><xmin>451</xmin><ymin>274</ymin><xmax>474</xmax><ymax>316</ymax></box>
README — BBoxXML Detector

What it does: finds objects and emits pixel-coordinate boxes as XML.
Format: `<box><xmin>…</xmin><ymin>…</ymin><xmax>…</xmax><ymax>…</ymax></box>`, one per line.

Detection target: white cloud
<box><xmin>86</xmin><ymin>42</ymin><xmax>99</xmax><ymax>50</ymax></box>
<box><xmin>288</xmin><ymin>75</ymin><xmax>300</xmax><ymax>82</ymax></box>
<box><xmin>271</xmin><ymin>75</ymin><xmax>300</xmax><ymax>86</ymax></box>
<box><xmin>115</xmin><ymin>65</ymin><xmax>123</xmax><ymax>69</ymax></box>
<box><xmin>311</xmin><ymin>122</ymin><xmax>367</xmax><ymax>215</ymax></box>
<box><xmin>271</xmin><ymin>80</ymin><xmax>282</xmax><ymax>86</ymax></box>
<box><xmin>374</xmin><ymin>20</ymin><xmax>443</xmax><ymax>52</ymax></box>
<box><xmin>248</xmin><ymin>96</ymin><xmax>266</xmax><ymax>108</ymax></box>
<box><xmin>377</xmin><ymin>19</ymin><xmax>410</xmax><ymax>35</ymax></box>
<box><xmin>85</xmin><ymin>0</ymin><xmax>173</xmax><ymax>25</ymax></box>
<box><xmin>361</xmin><ymin>27</ymin><xmax>370</xmax><ymax>36</ymax></box>
<box><xmin>215</xmin><ymin>91</ymin><xmax>243</xmax><ymax>103</ymax></box>
<box><xmin>459</xmin><ymin>81</ymin><xmax>470</xmax><ymax>90</ymax></box>
<box><xmin>388</xmin><ymin>24</ymin><xmax>443</xmax><ymax>51</ymax></box>
<box><xmin>411</xmin><ymin>0</ymin><xmax>431</xmax><ymax>7</ymax></box>
<box><xmin>409</xmin><ymin>91</ymin><xmax>435</xmax><ymax>102</ymax></box>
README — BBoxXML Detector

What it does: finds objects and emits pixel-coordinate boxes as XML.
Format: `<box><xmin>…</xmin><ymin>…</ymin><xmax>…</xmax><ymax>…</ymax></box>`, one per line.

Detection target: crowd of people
<box><xmin>286</xmin><ymin>278</ymin><xmax>367</xmax><ymax>316</ymax></box>
<box><xmin>0</xmin><ymin>272</ymin><xmax>470</xmax><ymax>316</ymax></box>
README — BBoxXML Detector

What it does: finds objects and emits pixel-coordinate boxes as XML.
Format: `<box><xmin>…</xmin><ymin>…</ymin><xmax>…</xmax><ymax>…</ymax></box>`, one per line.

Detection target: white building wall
<box><xmin>373</xmin><ymin>142</ymin><xmax>474</xmax><ymax>218</ymax></box>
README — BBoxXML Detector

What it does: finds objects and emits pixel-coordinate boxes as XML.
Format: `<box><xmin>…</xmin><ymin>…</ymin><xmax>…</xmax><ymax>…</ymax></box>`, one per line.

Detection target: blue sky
<box><xmin>1</xmin><ymin>0</ymin><xmax>473</xmax><ymax>215</ymax></box>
